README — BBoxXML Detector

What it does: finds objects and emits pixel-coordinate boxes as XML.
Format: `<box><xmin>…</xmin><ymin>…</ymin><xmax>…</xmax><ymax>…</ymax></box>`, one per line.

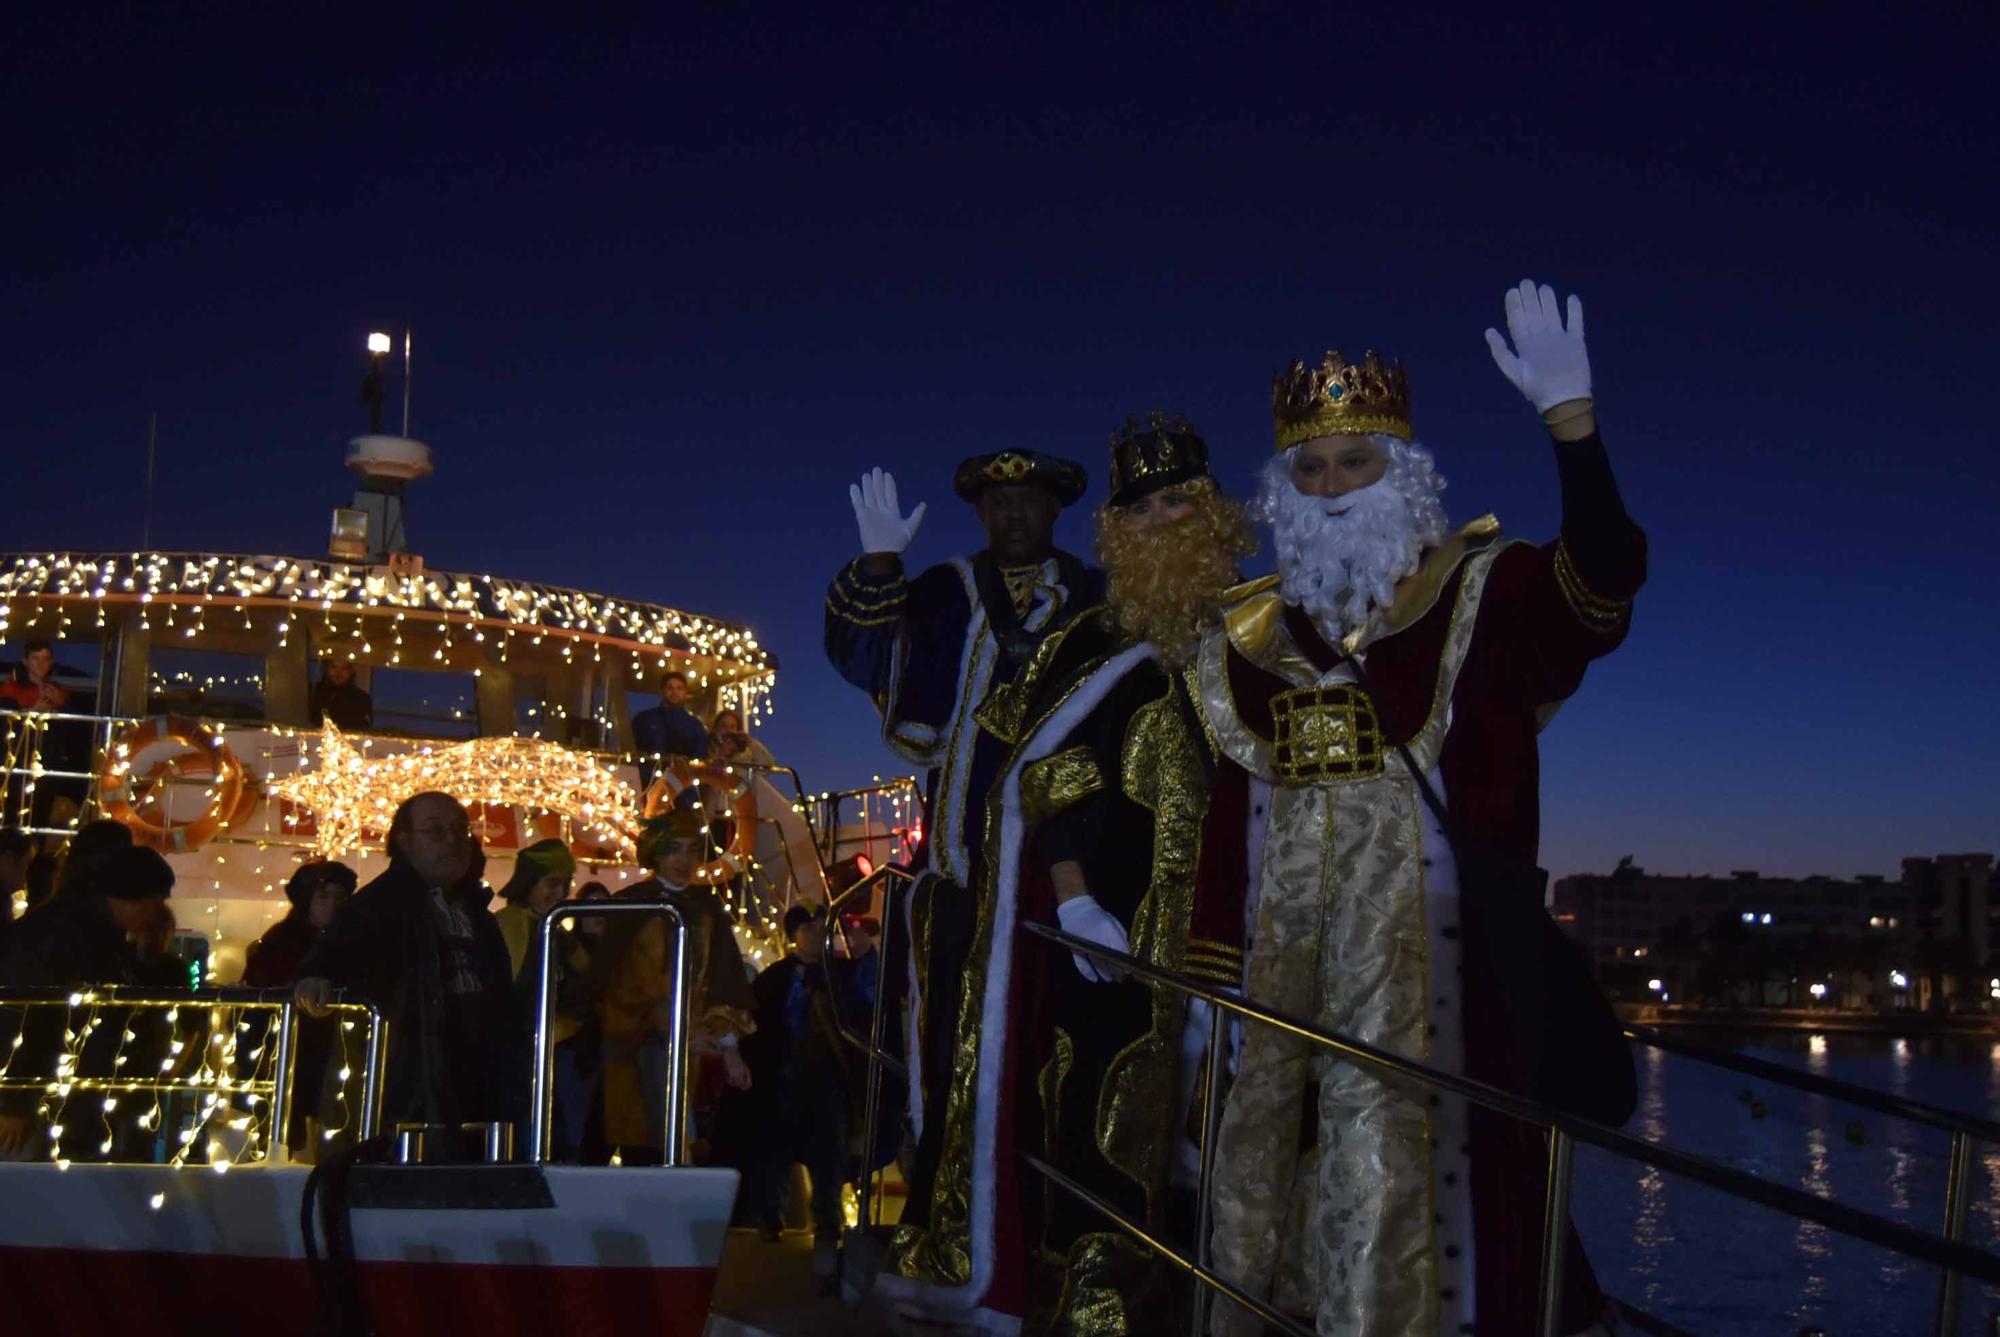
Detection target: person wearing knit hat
<box><xmin>583</xmin><ymin>807</ymin><xmax>756</xmax><ymax>1165</ymax></box>
<box><xmin>0</xmin><ymin>839</ymin><xmax>179</xmax><ymax>1157</ymax></box>
<box><xmin>494</xmin><ymin>838</ymin><xmax>579</xmax><ymax>980</ymax></box>
<box><xmin>242</xmin><ymin>859</ymin><xmax>358</xmax><ymax>1159</ymax></box>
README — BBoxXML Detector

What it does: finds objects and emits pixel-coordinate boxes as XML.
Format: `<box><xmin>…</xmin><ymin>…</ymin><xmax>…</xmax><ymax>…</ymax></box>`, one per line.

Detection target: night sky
<box><xmin>6</xmin><ymin>6</ymin><xmax>1996</xmax><ymax>881</ymax></box>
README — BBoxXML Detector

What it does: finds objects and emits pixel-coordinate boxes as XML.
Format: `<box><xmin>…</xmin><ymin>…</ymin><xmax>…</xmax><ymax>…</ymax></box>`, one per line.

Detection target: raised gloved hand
<box><xmin>1484</xmin><ymin>279</ymin><xmax>1592</xmax><ymax>413</ymax></box>
<box><xmin>848</xmin><ymin>467</ymin><xmax>927</xmax><ymax>556</ymax></box>
<box><xmin>1055</xmin><ymin>894</ymin><xmax>1130</xmax><ymax>984</ymax></box>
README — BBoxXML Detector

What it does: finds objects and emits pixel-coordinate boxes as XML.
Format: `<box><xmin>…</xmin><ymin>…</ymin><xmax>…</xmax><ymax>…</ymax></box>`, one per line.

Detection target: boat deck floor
<box><xmin>706</xmin><ymin>1228</ymin><xmax>898</xmax><ymax>1336</ymax></box>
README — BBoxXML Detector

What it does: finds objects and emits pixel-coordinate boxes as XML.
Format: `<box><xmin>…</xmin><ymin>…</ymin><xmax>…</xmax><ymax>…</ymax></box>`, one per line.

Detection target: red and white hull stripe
<box><xmin>0</xmin><ymin>1163</ymin><xmax>737</xmax><ymax>1335</ymax></box>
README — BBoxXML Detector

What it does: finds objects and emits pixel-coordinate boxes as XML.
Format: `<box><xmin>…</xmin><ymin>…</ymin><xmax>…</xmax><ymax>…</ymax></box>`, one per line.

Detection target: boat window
<box><xmin>147</xmin><ymin>646</ymin><xmax>265</xmax><ymax>722</ymax></box>
<box><xmin>368</xmin><ymin>666</ymin><xmax>478</xmax><ymax>739</ymax></box>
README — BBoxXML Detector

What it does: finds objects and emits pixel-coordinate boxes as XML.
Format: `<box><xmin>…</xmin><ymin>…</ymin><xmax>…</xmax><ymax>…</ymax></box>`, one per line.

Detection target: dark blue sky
<box><xmin>7</xmin><ymin>6</ymin><xmax>1996</xmax><ymax>879</ymax></box>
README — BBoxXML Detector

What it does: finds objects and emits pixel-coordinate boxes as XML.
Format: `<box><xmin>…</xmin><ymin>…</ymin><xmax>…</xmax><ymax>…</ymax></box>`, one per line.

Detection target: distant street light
<box><xmin>1889</xmin><ymin>970</ymin><xmax>1909</xmax><ymax>990</ymax></box>
<box><xmin>1808</xmin><ymin>982</ymin><xmax>1828</xmax><ymax>1000</ymax></box>
<box><xmin>367</xmin><ymin>331</ymin><xmax>393</xmax><ymax>355</ymax></box>
<box><xmin>1647</xmin><ymin>978</ymin><xmax>1664</xmax><ymax>993</ymax></box>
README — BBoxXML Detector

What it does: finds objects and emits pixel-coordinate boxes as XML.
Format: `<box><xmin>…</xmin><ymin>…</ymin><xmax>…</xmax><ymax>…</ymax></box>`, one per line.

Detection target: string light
<box><xmin>0</xmin><ymin>992</ymin><xmax>378</xmax><ymax>1174</ymax></box>
<box><xmin>0</xmin><ymin>551</ymin><xmax>775</xmax><ymax>698</ymax></box>
<box><xmin>272</xmin><ymin>722</ymin><xmax>640</xmax><ymax>858</ymax></box>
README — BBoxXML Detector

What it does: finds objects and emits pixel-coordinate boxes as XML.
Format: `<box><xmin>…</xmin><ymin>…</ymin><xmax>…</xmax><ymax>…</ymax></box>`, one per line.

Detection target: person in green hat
<box><xmin>583</xmin><ymin>808</ymin><xmax>755</xmax><ymax>1164</ymax></box>
<box><xmin>494</xmin><ymin>837</ymin><xmax>578</xmax><ymax>981</ymax></box>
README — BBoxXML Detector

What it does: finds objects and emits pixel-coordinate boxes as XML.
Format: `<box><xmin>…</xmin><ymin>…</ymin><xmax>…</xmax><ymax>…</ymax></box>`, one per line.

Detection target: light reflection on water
<box><xmin>1571</xmin><ymin>1029</ymin><xmax>1998</xmax><ymax>1336</ymax></box>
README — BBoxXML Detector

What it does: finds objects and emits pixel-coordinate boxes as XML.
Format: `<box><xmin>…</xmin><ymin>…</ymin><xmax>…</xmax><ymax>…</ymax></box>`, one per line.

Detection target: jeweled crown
<box><xmin>1272</xmin><ymin>350</ymin><xmax>1412</xmax><ymax>451</ymax></box>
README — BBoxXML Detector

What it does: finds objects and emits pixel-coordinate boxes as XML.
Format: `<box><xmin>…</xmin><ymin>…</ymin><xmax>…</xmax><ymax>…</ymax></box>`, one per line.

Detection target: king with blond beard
<box><xmin>1197</xmin><ymin>282</ymin><xmax>1645</xmax><ymax>1337</ymax></box>
<box><xmin>891</xmin><ymin>412</ymin><xmax>1260</xmax><ymax>1334</ymax></box>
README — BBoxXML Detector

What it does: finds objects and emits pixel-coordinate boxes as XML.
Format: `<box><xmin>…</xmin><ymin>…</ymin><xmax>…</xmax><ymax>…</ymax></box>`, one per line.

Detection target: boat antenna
<box><xmin>401</xmin><ymin>326</ymin><xmax>413</xmax><ymax>436</ymax></box>
<box><xmin>141</xmin><ymin>410</ymin><xmax>157</xmax><ymax>548</ymax></box>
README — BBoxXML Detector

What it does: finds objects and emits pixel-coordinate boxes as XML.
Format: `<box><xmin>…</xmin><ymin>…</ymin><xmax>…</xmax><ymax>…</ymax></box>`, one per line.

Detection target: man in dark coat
<box><xmin>0</xmin><ymin>843</ymin><xmax>178</xmax><ymax>1158</ymax></box>
<box><xmin>630</xmin><ymin>670</ymin><xmax>710</xmax><ymax>786</ymax></box>
<box><xmin>824</xmin><ymin>451</ymin><xmax>1104</xmax><ymax>1316</ymax></box>
<box><xmin>295</xmin><ymin>792</ymin><xmax>515</xmax><ymax>1131</ymax></box>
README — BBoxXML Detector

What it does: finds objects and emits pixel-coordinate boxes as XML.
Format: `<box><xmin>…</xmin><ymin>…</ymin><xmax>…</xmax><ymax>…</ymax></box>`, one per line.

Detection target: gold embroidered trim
<box><xmin>1195</xmin><ymin>622</ymin><xmax>1274</xmax><ymax>779</ymax></box>
<box><xmin>971</xmin><ymin>605</ymin><xmax>1102</xmax><ymax>745</ymax></box>
<box><xmin>1038</xmin><ymin>1025</ymin><xmax>1075</xmax><ymax>1242</ymax></box>
<box><xmin>1097</xmin><ymin>690</ymin><xmax>1204</xmax><ymax>1219</ymax></box>
<box><xmin>1052</xmin><ymin>1231</ymin><xmax>1157</xmax><ymax>1335</ymax></box>
<box><xmin>1020</xmin><ymin>746</ymin><xmax>1106</xmax><ymax>825</ymax></box>
<box><xmin>824</xmin><ymin>595</ymin><xmax>903</xmax><ymax>627</ymax></box>
<box><xmin>832</xmin><ymin>564</ymin><xmax>909</xmax><ymax>609</ymax></box>
<box><xmin>1553</xmin><ymin>537</ymin><xmax>1630</xmax><ymax>632</ymax></box>
<box><xmin>1407</xmin><ymin>545</ymin><xmax>1505</xmax><ymax>769</ymax></box>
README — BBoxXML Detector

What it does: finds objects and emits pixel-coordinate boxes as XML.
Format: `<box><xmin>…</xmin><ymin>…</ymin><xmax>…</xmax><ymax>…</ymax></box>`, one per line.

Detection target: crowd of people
<box><xmin>0</xmin><ymin>791</ymin><xmax>871</xmax><ymax>1263</ymax></box>
<box><xmin>826</xmin><ymin>281</ymin><xmax>1642</xmax><ymax>1335</ymax></box>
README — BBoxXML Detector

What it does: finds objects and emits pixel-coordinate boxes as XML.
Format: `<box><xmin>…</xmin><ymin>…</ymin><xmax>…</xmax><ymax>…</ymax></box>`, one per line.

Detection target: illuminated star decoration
<box><xmin>271</xmin><ymin>722</ymin><xmax>640</xmax><ymax>858</ymax></box>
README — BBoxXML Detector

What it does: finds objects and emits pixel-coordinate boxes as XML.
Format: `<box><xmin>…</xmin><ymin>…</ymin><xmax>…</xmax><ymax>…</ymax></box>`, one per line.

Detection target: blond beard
<box><xmin>1094</xmin><ymin>483</ymin><xmax>1258</xmax><ymax>666</ymax></box>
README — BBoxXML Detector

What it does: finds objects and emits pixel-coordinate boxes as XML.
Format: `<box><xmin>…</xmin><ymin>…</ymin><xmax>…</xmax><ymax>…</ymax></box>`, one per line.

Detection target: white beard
<box><xmin>1265</xmin><ymin>476</ymin><xmax>1421</xmax><ymax>643</ymax></box>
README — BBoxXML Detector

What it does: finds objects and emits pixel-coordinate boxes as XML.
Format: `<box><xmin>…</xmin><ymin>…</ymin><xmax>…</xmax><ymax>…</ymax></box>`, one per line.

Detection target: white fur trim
<box><xmin>1417</xmin><ymin>765</ymin><xmax>1477</xmax><ymax>1333</ymax></box>
<box><xmin>880</xmin><ymin>641</ymin><xmax>1155</xmax><ymax>1317</ymax></box>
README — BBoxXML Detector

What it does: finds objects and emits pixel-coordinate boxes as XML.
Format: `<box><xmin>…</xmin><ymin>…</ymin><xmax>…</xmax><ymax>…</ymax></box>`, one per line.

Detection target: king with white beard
<box><xmin>1198</xmin><ymin>281</ymin><xmax>1645</xmax><ymax>1337</ymax></box>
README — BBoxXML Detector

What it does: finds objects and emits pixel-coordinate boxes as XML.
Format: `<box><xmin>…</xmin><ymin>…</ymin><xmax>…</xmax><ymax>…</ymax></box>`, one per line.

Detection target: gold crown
<box><xmin>1272</xmin><ymin>350</ymin><xmax>1412</xmax><ymax>451</ymax></box>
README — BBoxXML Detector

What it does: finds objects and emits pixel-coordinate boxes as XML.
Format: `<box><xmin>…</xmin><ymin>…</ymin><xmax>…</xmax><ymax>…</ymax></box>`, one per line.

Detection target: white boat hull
<box><xmin>0</xmin><ymin>1162</ymin><xmax>737</xmax><ymax>1335</ymax></box>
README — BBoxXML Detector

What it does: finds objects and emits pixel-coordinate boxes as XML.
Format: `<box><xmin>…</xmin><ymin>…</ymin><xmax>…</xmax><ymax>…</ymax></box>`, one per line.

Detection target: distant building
<box><xmin>1551</xmin><ymin>854</ymin><xmax>1996</xmax><ymax>1010</ymax></box>
<box><xmin>1551</xmin><ymin>866</ymin><xmax>1915</xmax><ymax>964</ymax></box>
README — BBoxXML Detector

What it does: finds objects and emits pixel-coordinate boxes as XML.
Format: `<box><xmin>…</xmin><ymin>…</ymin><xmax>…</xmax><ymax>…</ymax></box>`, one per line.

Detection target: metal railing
<box><xmin>819</xmin><ymin>891</ymin><xmax>2000</xmax><ymax>1337</ymax></box>
<box><xmin>1622</xmin><ymin>1020</ymin><xmax>2000</xmax><ymax>1333</ymax></box>
<box><xmin>819</xmin><ymin>863</ymin><xmax>915</xmax><ymax>1228</ymax></box>
<box><xmin>525</xmin><ymin>900</ymin><xmax>690</xmax><ymax>1166</ymax></box>
<box><xmin>0</xmin><ymin>986</ymin><xmax>385</xmax><ymax>1166</ymax></box>
<box><xmin>1021</xmin><ymin>923</ymin><xmax>2000</xmax><ymax>1337</ymax></box>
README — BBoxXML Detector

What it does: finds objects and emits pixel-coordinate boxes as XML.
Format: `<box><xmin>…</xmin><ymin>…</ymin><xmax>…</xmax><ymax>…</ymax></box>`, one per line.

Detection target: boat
<box><xmin>0</xmin><ymin>341</ymin><xmax>920</xmax><ymax>1335</ymax></box>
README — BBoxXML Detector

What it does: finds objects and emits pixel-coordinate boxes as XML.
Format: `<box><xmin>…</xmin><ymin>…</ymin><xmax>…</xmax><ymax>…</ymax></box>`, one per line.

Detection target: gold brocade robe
<box><xmin>885</xmin><ymin>612</ymin><xmax>1241</xmax><ymax>1333</ymax></box>
<box><xmin>1199</xmin><ymin>532</ymin><xmax>1505</xmax><ymax>1337</ymax></box>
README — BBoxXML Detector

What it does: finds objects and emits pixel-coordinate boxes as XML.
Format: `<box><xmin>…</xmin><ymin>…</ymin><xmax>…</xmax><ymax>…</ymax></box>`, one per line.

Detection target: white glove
<box><xmin>1055</xmin><ymin>894</ymin><xmax>1130</xmax><ymax>984</ymax></box>
<box><xmin>848</xmin><ymin>467</ymin><xmax>928</xmax><ymax>556</ymax></box>
<box><xmin>1484</xmin><ymin>279</ymin><xmax>1592</xmax><ymax>413</ymax></box>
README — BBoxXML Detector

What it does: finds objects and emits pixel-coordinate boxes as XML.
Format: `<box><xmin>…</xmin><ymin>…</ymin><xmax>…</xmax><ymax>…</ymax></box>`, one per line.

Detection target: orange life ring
<box><xmin>97</xmin><ymin>716</ymin><xmax>247</xmax><ymax>854</ymax></box>
<box><xmin>639</xmin><ymin>761</ymin><xmax>758</xmax><ymax>885</ymax></box>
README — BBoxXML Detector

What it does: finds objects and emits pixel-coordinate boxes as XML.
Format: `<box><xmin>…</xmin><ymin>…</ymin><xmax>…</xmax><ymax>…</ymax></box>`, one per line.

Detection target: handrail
<box><xmin>818</xmin><ymin>863</ymin><xmax>915</xmax><ymax>1080</ymax></box>
<box><xmin>1623</xmin><ymin>1020</ymin><xmax>2000</xmax><ymax>1141</ymax></box>
<box><xmin>525</xmin><ymin>901</ymin><xmax>689</xmax><ymax>1166</ymax></box>
<box><xmin>818</xmin><ymin>862</ymin><xmax>916</xmax><ymax>1229</ymax></box>
<box><xmin>1013</xmin><ymin>923</ymin><xmax>2000</xmax><ymax>1329</ymax></box>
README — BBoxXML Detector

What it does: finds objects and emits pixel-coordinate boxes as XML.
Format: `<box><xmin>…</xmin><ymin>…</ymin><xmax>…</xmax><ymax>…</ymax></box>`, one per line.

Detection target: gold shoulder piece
<box><xmin>1020</xmin><ymin>745</ymin><xmax>1106</xmax><ymax>826</ymax></box>
<box><xmin>1221</xmin><ymin>584</ymin><xmax>1286</xmax><ymax>663</ymax></box>
<box><xmin>1344</xmin><ymin>514</ymin><xmax>1505</xmax><ymax>654</ymax></box>
<box><xmin>1220</xmin><ymin>572</ymin><xmax>1280</xmax><ymax>603</ymax></box>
